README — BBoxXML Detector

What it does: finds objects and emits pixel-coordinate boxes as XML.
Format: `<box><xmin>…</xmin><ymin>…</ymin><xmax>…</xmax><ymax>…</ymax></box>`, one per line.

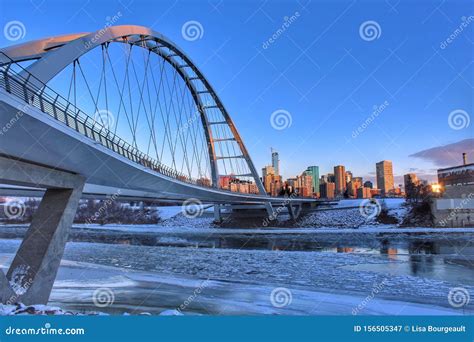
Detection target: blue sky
<box><xmin>1</xmin><ymin>0</ymin><xmax>472</xmax><ymax>184</ymax></box>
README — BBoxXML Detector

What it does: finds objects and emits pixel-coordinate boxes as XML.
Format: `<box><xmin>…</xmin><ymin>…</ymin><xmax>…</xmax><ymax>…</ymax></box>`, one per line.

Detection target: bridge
<box><xmin>0</xmin><ymin>25</ymin><xmax>319</xmax><ymax>305</ymax></box>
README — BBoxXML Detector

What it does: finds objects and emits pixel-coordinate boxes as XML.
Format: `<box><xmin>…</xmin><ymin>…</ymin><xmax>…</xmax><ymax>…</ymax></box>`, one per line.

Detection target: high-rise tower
<box><xmin>271</xmin><ymin>148</ymin><xmax>280</xmax><ymax>176</ymax></box>
<box><xmin>376</xmin><ymin>160</ymin><xmax>394</xmax><ymax>196</ymax></box>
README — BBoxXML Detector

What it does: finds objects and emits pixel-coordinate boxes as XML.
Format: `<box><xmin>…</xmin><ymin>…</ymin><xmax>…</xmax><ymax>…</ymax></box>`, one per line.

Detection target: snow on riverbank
<box><xmin>82</xmin><ymin>198</ymin><xmax>412</xmax><ymax>230</ymax></box>
<box><xmin>332</xmin><ymin>198</ymin><xmax>405</xmax><ymax>209</ymax></box>
<box><xmin>71</xmin><ymin>199</ymin><xmax>409</xmax><ymax>231</ymax></box>
<box><xmin>2</xmin><ymin>199</ymin><xmax>471</xmax><ymax>232</ymax></box>
<box><xmin>1</xmin><ymin>224</ymin><xmax>473</xmax><ymax>236</ymax></box>
<box><xmin>71</xmin><ymin>225</ymin><xmax>474</xmax><ymax>235</ymax></box>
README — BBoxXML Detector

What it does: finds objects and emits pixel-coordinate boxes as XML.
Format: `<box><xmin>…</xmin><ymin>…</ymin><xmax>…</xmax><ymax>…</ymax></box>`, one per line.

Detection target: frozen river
<box><xmin>0</xmin><ymin>224</ymin><xmax>473</xmax><ymax>315</ymax></box>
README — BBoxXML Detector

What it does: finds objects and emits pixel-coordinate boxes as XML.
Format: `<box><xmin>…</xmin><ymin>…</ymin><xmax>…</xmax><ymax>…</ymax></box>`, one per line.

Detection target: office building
<box><xmin>296</xmin><ymin>173</ymin><xmax>313</xmax><ymax>197</ymax></box>
<box><xmin>271</xmin><ymin>148</ymin><xmax>280</xmax><ymax>176</ymax></box>
<box><xmin>345</xmin><ymin>171</ymin><xmax>353</xmax><ymax>185</ymax></box>
<box><xmin>262</xmin><ymin>165</ymin><xmax>283</xmax><ymax>196</ymax></box>
<box><xmin>334</xmin><ymin>165</ymin><xmax>346</xmax><ymax>196</ymax></box>
<box><xmin>357</xmin><ymin>187</ymin><xmax>372</xmax><ymax>198</ymax></box>
<box><xmin>376</xmin><ymin>160</ymin><xmax>394</xmax><ymax>196</ymax></box>
<box><xmin>304</xmin><ymin>166</ymin><xmax>320</xmax><ymax>195</ymax></box>
<box><xmin>433</xmin><ymin>153</ymin><xmax>474</xmax><ymax>227</ymax></box>
<box><xmin>320</xmin><ymin>182</ymin><xmax>335</xmax><ymax>199</ymax></box>
<box><xmin>348</xmin><ymin>177</ymin><xmax>363</xmax><ymax>198</ymax></box>
<box><xmin>327</xmin><ymin>173</ymin><xmax>335</xmax><ymax>183</ymax></box>
<box><xmin>370</xmin><ymin>188</ymin><xmax>381</xmax><ymax>197</ymax></box>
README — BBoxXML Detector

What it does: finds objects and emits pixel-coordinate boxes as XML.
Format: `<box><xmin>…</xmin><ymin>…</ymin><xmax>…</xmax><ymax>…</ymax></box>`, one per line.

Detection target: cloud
<box><xmin>409</xmin><ymin>139</ymin><xmax>474</xmax><ymax>167</ymax></box>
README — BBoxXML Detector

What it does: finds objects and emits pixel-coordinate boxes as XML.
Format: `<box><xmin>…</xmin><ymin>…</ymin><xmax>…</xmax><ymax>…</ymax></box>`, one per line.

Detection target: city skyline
<box><xmin>266</xmin><ymin>137</ymin><xmax>473</xmax><ymax>182</ymax></box>
<box><xmin>1</xmin><ymin>1</ymin><xmax>471</xmax><ymax>185</ymax></box>
<box><xmin>260</xmin><ymin>146</ymin><xmax>455</xmax><ymax>191</ymax></box>
<box><xmin>259</xmin><ymin>143</ymin><xmax>473</xmax><ymax>199</ymax></box>
<box><xmin>260</xmin><ymin>145</ymin><xmax>399</xmax><ymax>198</ymax></box>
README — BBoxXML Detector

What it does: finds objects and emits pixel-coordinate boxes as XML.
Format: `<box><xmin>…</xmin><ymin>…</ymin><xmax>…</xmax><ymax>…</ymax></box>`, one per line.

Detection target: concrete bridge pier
<box><xmin>0</xmin><ymin>156</ymin><xmax>84</xmax><ymax>305</ymax></box>
<box><xmin>0</xmin><ymin>270</ymin><xmax>15</xmax><ymax>303</ymax></box>
<box><xmin>286</xmin><ymin>203</ymin><xmax>302</xmax><ymax>220</ymax></box>
<box><xmin>213</xmin><ymin>204</ymin><xmax>222</xmax><ymax>223</ymax></box>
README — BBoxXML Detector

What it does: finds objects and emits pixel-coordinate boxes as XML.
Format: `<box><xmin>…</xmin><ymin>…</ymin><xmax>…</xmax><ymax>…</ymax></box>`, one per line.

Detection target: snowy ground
<box><xmin>1</xmin><ymin>199</ymin><xmax>473</xmax><ymax>316</ymax></box>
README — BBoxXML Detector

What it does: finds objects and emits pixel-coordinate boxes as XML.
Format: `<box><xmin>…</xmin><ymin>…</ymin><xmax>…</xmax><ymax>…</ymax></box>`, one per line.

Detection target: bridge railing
<box><xmin>0</xmin><ymin>52</ymin><xmax>210</xmax><ymax>189</ymax></box>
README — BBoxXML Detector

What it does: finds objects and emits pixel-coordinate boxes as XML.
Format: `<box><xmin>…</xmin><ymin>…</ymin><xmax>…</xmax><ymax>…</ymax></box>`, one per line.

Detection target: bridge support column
<box><xmin>213</xmin><ymin>204</ymin><xmax>222</xmax><ymax>223</ymax></box>
<box><xmin>0</xmin><ymin>156</ymin><xmax>85</xmax><ymax>305</ymax></box>
<box><xmin>286</xmin><ymin>203</ymin><xmax>302</xmax><ymax>221</ymax></box>
<box><xmin>0</xmin><ymin>271</ymin><xmax>15</xmax><ymax>303</ymax></box>
<box><xmin>264</xmin><ymin>203</ymin><xmax>275</xmax><ymax>221</ymax></box>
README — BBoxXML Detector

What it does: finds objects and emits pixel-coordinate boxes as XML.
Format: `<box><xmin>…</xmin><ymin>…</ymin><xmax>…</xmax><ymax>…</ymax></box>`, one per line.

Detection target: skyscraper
<box><xmin>357</xmin><ymin>187</ymin><xmax>372</xmax><ymax>199</ymax></box>
<box><xmin>376</xmin><ymin>160</ymin><xmax>394</xmax><ymax>196</ymax></box>
<box><xmin>345</xmin><ymin>171</ymin><xmax>353</xmax><ymax>185</ymax></box>
<box><xmin>334</xmin><ymin>165</ymin><xmax>346</xmax><ymax>196</ymax></box>
<box><xmin>262</xmin><ymin>165</ymin><xmax>275</xmax><ymax>178</ymax></box>
<box><xmin>262</xmin><ymin>165</ymin><xmax>275</xmax><ymax>194</ymax></box>
<box><xmin>271</xmin><ymin>148</ymin><xmax>280</xmax><ymax>176</ymax></box>
<box><xmin>348</xmin><ymin>176</ymin><xmax>363</xmax><ymax>197</ymax></box>
<box><xmin>296</xmin><ymin>173</ymin><xmax>313</xmax><ymax>197</ymax></box>
<box><xmin>305</xmin><ymin>166</ymin><xmax>320</xmax><ymax>195</ymax></box>
<box><xmin>327</xmin><ymin>173</ymin><xmax>335</xmax><ymax>183</ymax></box>
<box><xmin>320</xmin><ymin>182</ymin><xmax>335</xmax><ymax>199</ymax></box>
<box><xmin>261</xmin><ymin>165</ymin><xmax>282</xmax><ymax>196</ymax></box>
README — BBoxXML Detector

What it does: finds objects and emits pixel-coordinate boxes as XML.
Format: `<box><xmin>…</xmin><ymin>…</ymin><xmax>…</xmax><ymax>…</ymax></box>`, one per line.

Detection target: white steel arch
<box><xmin>0</xmin><ymin>25</ymin><xmax>266</xmax><ymax>196</ymax></box>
